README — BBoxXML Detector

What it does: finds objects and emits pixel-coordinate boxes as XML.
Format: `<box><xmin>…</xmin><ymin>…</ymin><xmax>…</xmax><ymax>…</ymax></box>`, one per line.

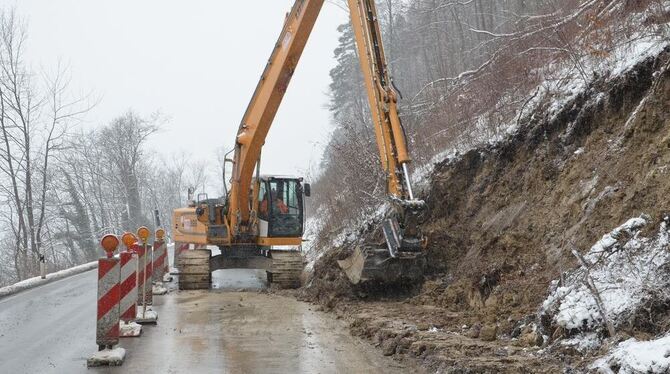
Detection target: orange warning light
<box><xmin>137</xmin><ymin>226</ymin><xmax>150</xmax><ymax>242</ymax></box>
<box><xmin>155</xmin><ymin>228</ymin><xmax>165</xmax><ymax>240</ymax></box>
<box><xmin>100</xmin><ymin>234</ymin><xmax>119</xmax><ymax>257</ymax></box>
<box><xmin>121</xmin><ymin>232</ymin><xmax>137</xmax><ymax>249</ymax></box>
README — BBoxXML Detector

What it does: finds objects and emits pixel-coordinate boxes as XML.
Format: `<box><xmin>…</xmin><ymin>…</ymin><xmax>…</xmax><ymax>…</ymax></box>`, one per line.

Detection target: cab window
<box><xmin>258</xmin><ymin>181</ymin><xmax>268</xmax><ymax>220</ymax></box>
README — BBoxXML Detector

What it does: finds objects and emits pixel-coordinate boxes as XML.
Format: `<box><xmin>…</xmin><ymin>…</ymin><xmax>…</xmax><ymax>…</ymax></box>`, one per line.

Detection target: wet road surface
<box><xmin>0</xmin><ymin>267</ymin><xmax>411</xmax><ymax>373</ymax></box>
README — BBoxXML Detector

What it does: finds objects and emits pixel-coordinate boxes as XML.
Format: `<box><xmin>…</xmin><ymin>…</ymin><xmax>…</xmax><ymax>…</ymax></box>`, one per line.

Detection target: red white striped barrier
<box><xmin>163</xmin><ymin>243</ymin><xmax>169</xmax><ymax>276</ymax></box>
<box><xmin>175</xmin><ymin>241</ymin><xmax>190</xmax><ymax>270</ymax></box>
<box><xmin>96</xmin><ymin>257</ymin><xmax>121</xmax><ymax>348</ymax></box>
<box><xmin>119</xmin><ymin>233</ymin><xmax>142</xmax><ymax>338</ymax></box>
<box><xmin>135</xmin><ymin>226</ymin><xmax>158</xmax><ymax>324</ymax></box>
<box><xmin>88</xmin><ymin>235</ymin><xmax>126</xmax><ymax>367</ymax></box>
<box><xmin>119</xmin><ymin>250</ymin><xmax>138</xmax><ymax>322</ymax></box>
<box><xmin>152</xmin><ymin>239</ymin><xmax>166</xmax><ymax>283</ymax></box>
<box><xmin>136</xmin><ymin>244</ymin><xmax>153</xmax><ymax>306</ymax></box>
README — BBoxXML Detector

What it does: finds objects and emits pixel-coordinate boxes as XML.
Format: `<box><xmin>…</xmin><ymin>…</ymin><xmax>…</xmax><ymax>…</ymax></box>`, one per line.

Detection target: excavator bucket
<box><xmin>337</xmin><ymin>246</ymin><xmax>425</xmax><ymax>285</ymax></box>
<box><xmin>337</xmin><ymin>215</ymin><xmax>426</xmax><ymax>285</ymax></box>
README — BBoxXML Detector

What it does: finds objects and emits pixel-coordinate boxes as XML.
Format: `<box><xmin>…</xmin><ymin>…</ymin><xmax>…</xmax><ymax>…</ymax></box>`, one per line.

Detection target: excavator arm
<box><xmin>230</xmin><ymin>0</ymin><xmax>418</xmax><ymax>236</ymax></box>
<box><xmin>347</xmin><ymin>0</ymin><xmax>415</xmax><ymax>200</ymax></box>
<box><xmin>230</xmin><ymin>0</ymin><xmax>325</xmax><ymax>238</ymax></box>
<box><xmin>338</xmin><ymin>0</ymin><xmax>427</xmax><ymax>284</ymax></box>
<box><xmin>229</xmin><ymin>0</ymin><xmax>425</xmax><ymax>283</ymax></box>
<box><xmin>174</xmin><ymin>0</ymin><xmax>424</xmax><ymax>288</ymax></box>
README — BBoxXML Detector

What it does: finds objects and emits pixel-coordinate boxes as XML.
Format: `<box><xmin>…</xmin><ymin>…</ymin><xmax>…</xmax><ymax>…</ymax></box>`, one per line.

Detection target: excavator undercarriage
<box><xmin>177</xmin><ymin>245</ymin><xmax>303</xmax><ymax>290</ymax></box>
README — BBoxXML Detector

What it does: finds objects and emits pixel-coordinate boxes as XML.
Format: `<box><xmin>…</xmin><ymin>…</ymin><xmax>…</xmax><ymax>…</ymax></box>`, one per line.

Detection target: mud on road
<box><xmin>94</xmin><ymin>270</ymin><xmax>417</xmax><ymax>374</ymax></box>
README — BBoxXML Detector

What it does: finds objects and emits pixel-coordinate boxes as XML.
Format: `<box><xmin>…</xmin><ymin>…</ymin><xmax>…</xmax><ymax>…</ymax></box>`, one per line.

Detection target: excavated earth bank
<box><xmin>298</xmin><ymin>47</ymin><xmax>670</xmax><ymax>373</ymax></box>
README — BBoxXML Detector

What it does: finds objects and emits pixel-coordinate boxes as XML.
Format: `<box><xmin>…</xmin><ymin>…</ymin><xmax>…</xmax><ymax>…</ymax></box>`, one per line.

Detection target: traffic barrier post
<box><xmin>152</xmin><ymin>228</ymin><xmax>168</xmax><ymax>295</ymax></box>
<box><xmin>135</xmin><ymin>226</ymin><xmax>158</xmax><ymax>324</ymax></box>
<box><xmin>87</xmin><ymin>235</ymin><xmax>126</xmax><ymax>367</ymax></box>
<box><xmin>119</xmin><ymin>233</ymin><xmax>142</xmax><ymax>337</ymax></box>
<box><xmin>174</xmin><ymin>241</ymin><xmax>190</xmax><ymax>273</ymax></box>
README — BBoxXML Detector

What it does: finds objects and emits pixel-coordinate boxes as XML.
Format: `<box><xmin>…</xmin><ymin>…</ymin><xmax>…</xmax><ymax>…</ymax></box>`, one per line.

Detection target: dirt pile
<box><xmin>301</xmin><ymin>48</ymin><xmax>670</xmax><ymax>372</ymax></box>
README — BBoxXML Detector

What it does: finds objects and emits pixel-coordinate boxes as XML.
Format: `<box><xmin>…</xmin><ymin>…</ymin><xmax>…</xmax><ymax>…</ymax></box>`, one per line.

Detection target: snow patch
<box><xmin>119</xmin><ymin>321</ymin><xmax>142</xmax><ymax>337</ymax></box>
<box><xmin>541</xmin><ymin>215</ymin><xmax>670</xmax><ymax>333</ymax></box>
<box><xmin>560</xmin><ymin>332</ymin><xmax>601</xmax><ymax>353</ymax></box>
<box><xmin>592</xmin><ymin>335</ymin><xmax>670</xmax><ymax>374</ymax></box>
<box><xmin>87</xmin><ymin>347</ymin><xmax>126</xmax><ymax>367</ymax></box>
<box><xmin>0</xmin><ymin>261</ymin><xmax>98</xmax><ymax>299</ymax></box>
<box><xmin>152</xmin><ymin>283</ymin><xmax>168</xmax><ymax>295</ymax></box>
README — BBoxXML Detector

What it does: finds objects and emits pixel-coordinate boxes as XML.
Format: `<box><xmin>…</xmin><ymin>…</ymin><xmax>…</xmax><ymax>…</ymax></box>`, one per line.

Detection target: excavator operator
<box><xmin>260</xmin><ymin>189</ymin><xmax>289</xmax><ymax>216</ymax></box>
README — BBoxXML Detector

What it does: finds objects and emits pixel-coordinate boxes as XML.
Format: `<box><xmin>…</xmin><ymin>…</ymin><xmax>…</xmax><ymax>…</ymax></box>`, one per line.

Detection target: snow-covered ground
<box><xmin>0</xmin><ymin>261</ymin><xmax>98</xmax><ymax>299</ymax></box>
<box><xmin>541</xmin><ymin>216</ymin><xmax>670</xmax><ymax>333</ymax></box>
<box><xmin>539</xmin><ymin>216</ymin><xmax>670</xmax><ymax>371</ymax></box>
<box><xmin>86</xmin><ymin>347</ymin><xmax>126</xmax><ymax>367</ymax></box>
<box><xmin>592</xmin><ymin>335</ymin><xmax>670</xmax><ymax>374</ymax></box>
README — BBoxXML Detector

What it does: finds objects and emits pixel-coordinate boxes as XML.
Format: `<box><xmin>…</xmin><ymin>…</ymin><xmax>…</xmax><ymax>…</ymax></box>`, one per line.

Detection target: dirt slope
<box><xmin>300</xmin><ymin>48</ymin><xmax>670</xmax><ymax>373</ymax></box>
<box><xmin>422</xmin><ymin>47</ymin><xmax>670</xmax><ymax>321</ymax></box>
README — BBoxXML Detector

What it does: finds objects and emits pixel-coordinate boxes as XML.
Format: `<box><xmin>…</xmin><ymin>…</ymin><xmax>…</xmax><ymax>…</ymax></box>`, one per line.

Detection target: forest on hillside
<box><xmin>310</xmin><ymin>0</ymin><xmax>669</xmax><ymax>239</ymax></box>
<box><xmin>0</xmin><ymin>11</ymin><xmax>207</xmax><ymax>285</ymax></box>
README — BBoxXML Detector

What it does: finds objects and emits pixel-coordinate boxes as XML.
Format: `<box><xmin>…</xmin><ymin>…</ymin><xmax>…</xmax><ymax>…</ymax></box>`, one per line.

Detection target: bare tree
<box><xmin>98</xmin><ymin>111</ymin><xmax>159</xmax><ymax>230</ymax></box>
<box><xmin>0</xmin><ymin>9</ymin><xmax>91</xmax><ymax>279</ymax></box>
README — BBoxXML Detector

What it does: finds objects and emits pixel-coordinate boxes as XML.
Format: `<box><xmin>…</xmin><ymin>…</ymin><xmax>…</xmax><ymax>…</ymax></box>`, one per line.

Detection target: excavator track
<box><xmin>267</xmin><ymin>251</ymin><xmax>303</xmax><ymax>289</ymax></box>
<box><xmin>177</xmin><ymin>249</ymin><xmax>212</xmax><ymax>290</ymax></box>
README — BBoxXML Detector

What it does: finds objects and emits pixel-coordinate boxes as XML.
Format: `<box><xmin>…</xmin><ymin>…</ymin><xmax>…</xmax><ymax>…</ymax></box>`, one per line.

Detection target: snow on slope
<box><xmin>541</xmin><ymin>216</ymin><xmax>670</xmax><ymax>333</ymax></box>
<box><xmin>592</xmin><ymin>335</ymin><xmax>670</xmax><ymax>374</ymax></box>
<box><xmin>305</xmin><ymin>3</ymin><xmax>669</xmax><ymax>276</ymax></box>
<box><xmin>416</xmin><ymin>23</ymin><xmax>670</xmax><ymax>198</ymax></box>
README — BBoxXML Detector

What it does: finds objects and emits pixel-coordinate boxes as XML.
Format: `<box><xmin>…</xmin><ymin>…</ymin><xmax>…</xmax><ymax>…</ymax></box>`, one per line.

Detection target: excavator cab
<box><xmin>257</xmin><ymin>176</ymin><xmax>306</xmax><ymax>239</ymax></box>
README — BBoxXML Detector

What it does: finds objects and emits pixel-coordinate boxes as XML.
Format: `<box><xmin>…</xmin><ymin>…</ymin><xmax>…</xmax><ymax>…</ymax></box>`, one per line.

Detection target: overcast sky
<box><xmin>5</xmin><ymin>1</ymin><xmax>348</xmax><ymax>189</ymax></box>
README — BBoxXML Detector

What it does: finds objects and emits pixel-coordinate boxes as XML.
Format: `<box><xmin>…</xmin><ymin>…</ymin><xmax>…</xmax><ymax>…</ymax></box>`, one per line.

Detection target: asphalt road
<box><xmin>0</xmin><ymin>266</ymin><xmax>411</xmax><ymax>374</ymax></box>
<box><xmin>0</xmin><ymin>270</ymin><xmax>98</xmax><ymax>373</ymax></box>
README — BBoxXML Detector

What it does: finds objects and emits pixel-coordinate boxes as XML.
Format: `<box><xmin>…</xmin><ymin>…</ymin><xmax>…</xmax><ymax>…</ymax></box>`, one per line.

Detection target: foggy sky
<box><xmin>5</xmin><ymin>1</ymin><xmax>347</xmax><ymax>190</ymax></box>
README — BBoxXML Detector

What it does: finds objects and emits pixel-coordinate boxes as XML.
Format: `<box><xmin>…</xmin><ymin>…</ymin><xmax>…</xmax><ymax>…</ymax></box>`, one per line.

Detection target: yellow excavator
<box><xmin>172</xmin><ymin>0</ymin><xmax>425</xmax><ymax>290</ymax></box>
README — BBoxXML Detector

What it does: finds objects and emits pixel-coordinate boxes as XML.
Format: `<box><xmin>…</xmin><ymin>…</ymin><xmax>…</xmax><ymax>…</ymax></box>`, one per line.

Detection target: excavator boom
<box><xmin>231</xmin><ymin>0</ymin><xmax>325</xmax><ymax>237</ymax></box>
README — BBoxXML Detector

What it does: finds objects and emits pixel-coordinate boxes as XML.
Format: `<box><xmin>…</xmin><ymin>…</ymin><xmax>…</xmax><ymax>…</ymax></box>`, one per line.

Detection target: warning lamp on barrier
<box><xmin>100</xmin><ymin>234</ymin><xmax>119</xmax><ymax>258</ymax></box>
<box><xmin>121</xmin><ymin>232</ymin><xmax>137</xmax><ymax>249</ymax></box>
<box><xmin>155</xmin><ymin>228</ymin><xmax>165</xmax><ymax>240</ymax></box>
<box><xmin>137</xmin><ymin>226</ymin><xmax>150</xmax><ymax>243</ymax></box>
